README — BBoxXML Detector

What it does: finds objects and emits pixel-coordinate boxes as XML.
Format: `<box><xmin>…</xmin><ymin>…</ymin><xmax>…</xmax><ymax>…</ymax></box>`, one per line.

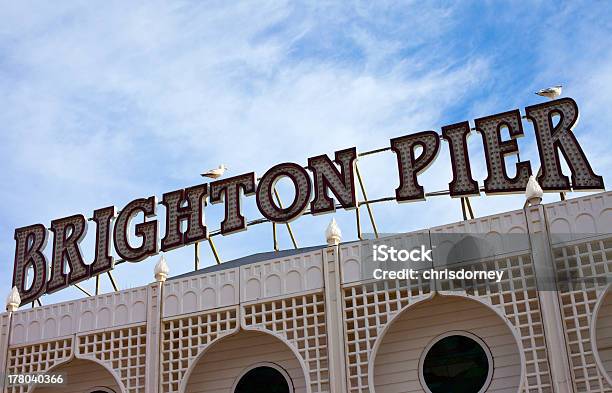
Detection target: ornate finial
<box><xmin>526</xmin><ymin>175</ymin><xmax>543</xmax><ymax>205</ymax></box>
<box><xmin>154</xmin><ymin>255</ymin><xmax>169</xmax><ymax>282</ymax></box>
<box><xmin>6</xmin><ymin>287</ymin><xmax>21</xmax><ymax>312</ymax></box>
<box><xmin>326</xmin><ymin>218</ymin><xmax>342</xmax><ymax>246</ymax></box>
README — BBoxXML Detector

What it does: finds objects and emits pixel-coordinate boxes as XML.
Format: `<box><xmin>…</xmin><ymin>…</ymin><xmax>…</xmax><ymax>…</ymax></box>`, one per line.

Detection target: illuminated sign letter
<box><xmin>90</xmin><ymin>206</ymin><xmax>116</xmax><ymax>275</ymax></box>
<box><xmin>475</xmin><ymin>110</ymin><xmax>532</xmax><ymax>193</ymax></box>
<box><xmin>526</xmin><ymin>98</ymin><xmax>604</xmax><ymax>191</ymax></box>
<box><xmin>442</xmin><ymin>121</ymin><xmax>479</xmax><ymax>196</ymax></box>
<box><xmin>47</xmin><ymin>214</ymin><xmax>89</xmax><ymax>292</ymax></box>
<box><xmin>114</xmin><ymin>197</ymin><xmax>159</xmax><ymax>261</ymax></box>
<box><xmin>391</xmin><ymin>131</ymin><xmax>440</xmax><ymax>201</ymax></box>
<box><xmin>210</xmin><ymin>173</ymin><xmax>256</xmax><ymax>235</ymax></box>
<box><xmin>12</xmin><ymin>224</ymin><xmax>48</xmax><ymax>305</ymax></box>
<box><xmin>161</xmin><ymin>184</ymin><xmax>209</xmax><ymax>251</ymax></box>
<box><xmin>256</xmin><ymin>163</ymin><xmax>312</xmax><ymax>222</ymax></box>
<box><xmin>307</xmin><ymin>147</ymin><xmax>357</xmax><ymax>214</ymax></box>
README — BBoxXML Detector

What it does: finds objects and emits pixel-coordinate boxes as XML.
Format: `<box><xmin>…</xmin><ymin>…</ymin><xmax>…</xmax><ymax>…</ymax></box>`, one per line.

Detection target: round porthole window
<box><xmin>419</xmin><ymin>332</ymin><xmax>493</xmax><ymax>393</ymax></box>
<box><xmin>234</xmin><ymin>363</ymin><xmax>292</xmax><ymax>393</ymax></box>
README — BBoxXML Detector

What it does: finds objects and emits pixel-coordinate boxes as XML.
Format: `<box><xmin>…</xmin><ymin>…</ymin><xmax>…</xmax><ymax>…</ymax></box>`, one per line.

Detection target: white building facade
<box><xmin>1</xmin><ymin>191</ymin><xmax>611</xmax><ymax>393</ymax></box>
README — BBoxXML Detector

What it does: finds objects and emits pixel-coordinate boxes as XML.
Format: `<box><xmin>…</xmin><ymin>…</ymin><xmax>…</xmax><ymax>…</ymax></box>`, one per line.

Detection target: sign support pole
<box><xmin>466</xmin><ymin>197</ymin><xmax>474</xmax><ymax>218</ymax></box>
<box><xmin>273</xmin><ymin>188</ymin><xmax>298</xmax><ymax>249</ymax></box>
<box><xmin>355</xmin><ymin>202</ymin><xmax>362</xmax><ymax>240</ymax></box>
<box><xmin>272</xmin><ymin>222</ymin><xmax>278</xmax><ymax>251</ymax></box>
<box><xmin>208</xmin><ymin>238</ymin><xmax>221</xmax><ymax>265</ymax></box>
<box><xmin>75</xmin><ymin>283</ymin><xmax>92</xmax><ymax>297</ymax></box>
<box><xmin>194</xmin><ymin>241</ymin><xmax>200</xmax><ymax>270</ymax></box>
<box><xmin>355</xmin><ymin>162</ymin><xmax>379</xmax><ymax>238</ymax></box>
<box><xmin>107</xmin><ymin>271</ymin><xmax>119</xmax><ymax>291</ymax></box>
<box><xmin>461</xmin><ymin>197</ymin><xmax>475</xmax><ymax>220</ymax></box>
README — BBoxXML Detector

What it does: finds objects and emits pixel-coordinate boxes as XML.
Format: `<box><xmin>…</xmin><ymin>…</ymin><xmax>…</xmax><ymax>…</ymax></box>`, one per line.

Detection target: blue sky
<box><xmin>1</xmin><ymin>1</ymin><xmax>611</xmax><ymax>306</ymax></box>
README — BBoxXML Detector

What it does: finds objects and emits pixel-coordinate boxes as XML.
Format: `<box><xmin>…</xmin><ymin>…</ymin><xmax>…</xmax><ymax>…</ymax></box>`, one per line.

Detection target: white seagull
<box><xmin>201</xmin><ymin>164</ymin><xmax>228</xmax><ymax>179</ymax></box>
<box><xmin>535</xmin><ymin>85</ymin><xmax>562</xmax><ymax>99</ymax></box>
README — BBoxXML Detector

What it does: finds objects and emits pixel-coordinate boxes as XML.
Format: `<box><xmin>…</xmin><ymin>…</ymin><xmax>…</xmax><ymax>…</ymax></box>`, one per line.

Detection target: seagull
<box><xmin>200</xmin><ymin>164</ymin><xmax>228</xmax><ymax>179</ymax></box>
<box><xmin>535</xmin><ymin>85</ymin><xmax>562</xmax><ymax>99</ymax></box>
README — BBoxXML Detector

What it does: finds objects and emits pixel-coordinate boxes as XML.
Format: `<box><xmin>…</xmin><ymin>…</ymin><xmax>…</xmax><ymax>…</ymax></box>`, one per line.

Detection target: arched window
<box><xmin>233</xmin><ymin>362</ymin><xmax>293</xmax><ymax>393</ymax></box>
<box><xmin>419</xmin><ymin>331</ymin><xmax>493</xmax><ymax>393</ymax></box>
<box><xmin>88</xmin><ymin>388</ymin><xmax>116</xmax><ymax>393</ymax></box>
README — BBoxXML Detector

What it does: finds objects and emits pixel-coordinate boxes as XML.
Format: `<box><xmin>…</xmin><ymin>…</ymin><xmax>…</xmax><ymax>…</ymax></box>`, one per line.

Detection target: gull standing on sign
<box><xmin>201</xmin><ymin>164</ymin><xmax>228</xmax><ymax>179</ymax></box>
<box><xmin>535</xmin><ymin>85</ymin><xmax>562</xmax><ymax>99</ymax></box>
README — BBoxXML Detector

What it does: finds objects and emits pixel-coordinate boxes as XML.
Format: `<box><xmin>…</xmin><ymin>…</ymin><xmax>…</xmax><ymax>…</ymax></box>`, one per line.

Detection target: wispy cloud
<box><xmin>0</xmin><ymin>1</ymin><xmax>610</xmax><ymax>305</ymax></box>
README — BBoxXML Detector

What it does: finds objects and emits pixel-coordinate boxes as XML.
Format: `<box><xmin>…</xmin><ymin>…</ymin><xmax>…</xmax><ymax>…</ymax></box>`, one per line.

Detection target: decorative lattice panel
<box><xmin>437</xmin><ymin>254</ymin><xmax>553</xmax><ymax>393</ymax></box>
<box><xmin>554</xmin><ymin>237</ymin><xmax>612</xmax><ymax>392</ymax></box>
<box><xmin>6</xmin><ymin>337</ymin><xmax>73</xmax><ymax>393</ymax></box>
<box><xmin>243</xmin><ymin>291</ymin><xmax>329</xmax><ymax>393</ymax></box>
<box><xmin>161</xmin><ymin>306</ymin><xmax>238</xmax><ymax>393</ymax></box>
<box><xmin>343</xmin><ymin>253</ymin><xmax>554</xmax><ymax>393</ymax></box>
<box><xmin>343</xmin><ymin>278</ymin><xmax>432</xmax><ymax>393</ymax></box>
<box><xmin>77</xmin><ymin>324</ymin><xmax>147</xmax><ymax>393</ymax></box>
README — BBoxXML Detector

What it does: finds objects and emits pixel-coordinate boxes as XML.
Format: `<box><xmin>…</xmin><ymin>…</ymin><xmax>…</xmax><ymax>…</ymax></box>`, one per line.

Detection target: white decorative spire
<box><xmin>154</xmin><ymin>255</ymin><xmax>169</xmax><ymax>282</ymax></box>
<box><xmin>6</xmin><ymin>287</ymin><xmax>21</xmax><ymax>312</ymax></box>
<box><xmin>325</xmin><ymin>218</ymin><xmax>342</xmax><ymax>246</ymax></box>
<box><xmin>526</xmin><ymin>175</ymin><xmax>543</xmax><ymax>205</ymax></box>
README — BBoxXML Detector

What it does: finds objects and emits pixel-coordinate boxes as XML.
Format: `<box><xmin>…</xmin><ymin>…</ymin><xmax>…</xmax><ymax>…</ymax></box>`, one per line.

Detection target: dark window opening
<box><xmin>422</xmin><ymin>334</ymin><xmax>490</xmax><ymax>393</ymax></box>
<box><xmin>234</xmin><ymin>365</ymin><xmax>290</xmax><ymax>393</ymax></box>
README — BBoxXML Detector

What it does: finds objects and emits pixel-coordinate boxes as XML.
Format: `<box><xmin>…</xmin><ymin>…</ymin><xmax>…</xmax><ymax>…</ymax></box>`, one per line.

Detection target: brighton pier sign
<box><xmin>12</xmin><ymin>97</ymin><xmax>605</xmax><ymax>304</ymax></box>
